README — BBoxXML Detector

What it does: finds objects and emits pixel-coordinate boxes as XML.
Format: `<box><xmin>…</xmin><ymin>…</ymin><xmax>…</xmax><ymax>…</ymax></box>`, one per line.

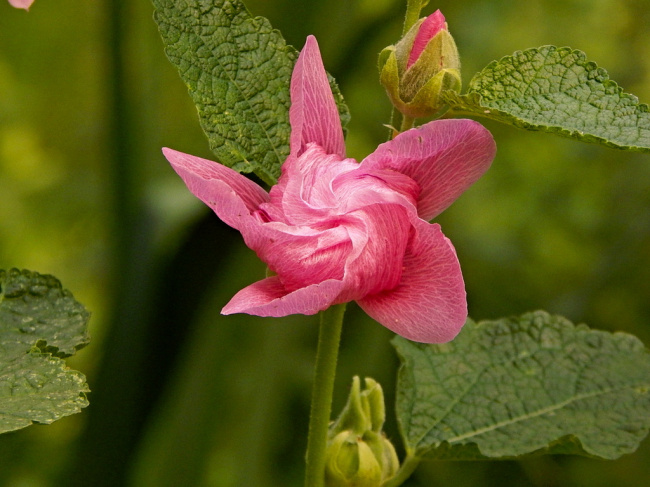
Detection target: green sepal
<box><xmin>329</xmin><ymin>376</ymin><xmax>385</xmax><ymax>437</ymax></box>
<box><xmin>400</xmin><ymin>29</ymin><xmax>460</xmax><ymax>101</ymax></box>
<box><xmin>405</xmin><ymin>68</ymin><xmax>461</xmax><ymax>118</ymax></box>
<box><xmin>325</xmin><ymin>377</ymin><xmax>400</xmax><ymax>486</ymax></box>
<box><xmin>325</xmin><ymin>431</ymin><xmax>383</xmax><ymax>487</ymax></box>
<box><xmin>394</xmin><ymin>17</ymin><xmax>422</xmax><ymax>74</ymax></box>
<box><xmin>379</xmin><ymin>49</ymin><xmax>401</xmax><ymax>109</ymax></box>
<box><xmin>378</xmin><ymin>45</ymin><xmax>394</xmax><ymax>73</ymax></box>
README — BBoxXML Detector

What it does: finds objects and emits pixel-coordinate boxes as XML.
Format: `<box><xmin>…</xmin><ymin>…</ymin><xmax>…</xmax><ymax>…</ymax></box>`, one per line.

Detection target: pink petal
<box><xmin>162</xmin><ymin>148</ymin><xmax>269</xmax><ymax>230</ymax></box>
<box><xmin>332</xmin><ymin>165</ymin><xmax>419</xmax><ymax>214</ymax></box>
<box><xmin>9</xmin><ymin>0</ymin><xmax>34</xmax><ymax>10</ymax></box>
<box><xmin>356</xmin><ymin>219</ymin><xmax>467</xmax><ymax>343</ymax></box>
<box><xmin>338</xmin><ymin>203</ymin><xmax>411</xmax><ymax>301</ymax></box>
<box><xmin>222</xmin><ymin>275</ymin><xmax>345</xmax><ymax>317</ymax></box>
<box><xmin>290</xmin><ymin>36</ymin><xmax>345</xmax><ymax>159</ymax></box>
<box><xmin>267</xmin><ymin>144</ymin><xmax>358</xmax><ymax>226</ymax></box>
<box><xmin>407</xmin><ymin>10</ymin><xmax>447</xmax><ymax>69</ymax></box>
<box><xmin>164</xmin><ymin>147</ymin><xmax>355</xmax><ymax>296</ymax></box>
<box><xmin>252</xmin><ymin>223</ymin><xmax>352</xmax><ymax>292</ymax></box>
<box><xmin>361</xmin><ymin>119</ymin><xmax>495</xmax><ymax>221</ymax></box>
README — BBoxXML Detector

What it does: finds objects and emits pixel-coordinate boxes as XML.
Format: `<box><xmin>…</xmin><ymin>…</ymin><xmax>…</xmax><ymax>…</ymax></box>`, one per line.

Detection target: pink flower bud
<box><xmin>407</xmin><ymin>10</ymin><xmax>447</xmax><ymax>69</ymax></box>
<box><xmin>379</xmin><ymin>10</ymin><xmax>461</xmax><ymax>119</ymax></box>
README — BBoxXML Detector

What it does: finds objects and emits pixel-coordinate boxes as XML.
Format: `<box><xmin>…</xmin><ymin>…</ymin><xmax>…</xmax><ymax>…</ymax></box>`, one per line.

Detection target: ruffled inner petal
<box><xmin>264</xmin><ymin>144</ymin><xmax>359</xmax><ymax>226</ymax></box>
<box><xmin>332</xmin><ymin>165</ymin><xmax>420</xmax><ymax>214</ymax></box>
<box><xmin>338</xmin><ymin>203</ymin><xmax>412</xmax><ymax>302</ymax></box>
<box><xmin>248</xmin><ymin>159</ymin><xmax>421</xmax><ymax>302</ymax></box>
<box><xmin>242</xmin><ymin>222</ymin><xmax>352</xmax><ymax>293</ymax></box>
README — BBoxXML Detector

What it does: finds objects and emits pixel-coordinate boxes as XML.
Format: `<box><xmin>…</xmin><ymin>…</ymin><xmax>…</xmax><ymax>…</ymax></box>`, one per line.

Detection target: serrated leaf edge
<box><xmin>445</xmin><ymin>45</ymin><xmax>650</xmax><ymax>153</ymax></box>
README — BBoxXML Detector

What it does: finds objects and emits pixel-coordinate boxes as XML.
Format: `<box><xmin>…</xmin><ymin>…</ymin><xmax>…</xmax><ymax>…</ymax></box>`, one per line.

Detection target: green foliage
<box><xmin>152</xmin><ymin>0</ymin><xmax>349</xmax><ymax>186</ymax></box>
<box><xmin>393</xmin><ymin>311</ymin><xmax>650</xmax><ymax>461</ymax></box>
<box><xmin>445</xmin><ymin>46</ymin><xmax>650</xmax><ymax>152</ymax></box>
<box><xmin>0</xmin><ymin>269</ymin><xmax>90</xmax><ymax>434</ymax></box>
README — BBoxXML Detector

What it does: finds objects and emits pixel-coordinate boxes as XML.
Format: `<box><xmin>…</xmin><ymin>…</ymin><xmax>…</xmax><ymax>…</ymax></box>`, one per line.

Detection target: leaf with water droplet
<box><xmin>0</xmin><ymin>269</ymin><xmax>90</xmax><ymax>434</ymax></box>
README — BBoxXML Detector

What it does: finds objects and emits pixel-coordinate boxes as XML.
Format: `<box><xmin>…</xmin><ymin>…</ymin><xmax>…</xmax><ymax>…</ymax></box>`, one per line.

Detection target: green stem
<box><xmin>383</xmin><ymin>453</ymin><xmax>421</xmax><ymax>487</ymax></box>
<box><xmin>304</xmin><ymin>303</ymin><xmax>347</xmax><ymax>487</ymax></box>
<box><xmin>403</xmin><ymin>0</ymin><xmax>425</xmax><ymax>35</ymax></box>
<box><xmin>400</xmin><ymin>115</ymin><xmax>416</xmax><ymax>132</ymax></box>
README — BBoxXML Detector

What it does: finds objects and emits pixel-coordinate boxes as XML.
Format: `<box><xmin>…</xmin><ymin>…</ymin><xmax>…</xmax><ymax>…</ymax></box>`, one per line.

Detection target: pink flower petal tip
<box><xmin>407</xmin><ymin>10</ymin><xmax>447</xmax><ymax>68</ymax></box>
<box><xmin>8</xmin><ymin>0</ymin><xmax>34</xmax><ymax>10</ymax></box>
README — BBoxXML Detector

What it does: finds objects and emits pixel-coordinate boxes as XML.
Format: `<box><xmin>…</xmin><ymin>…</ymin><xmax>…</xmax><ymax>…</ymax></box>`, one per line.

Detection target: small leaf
<box><xmin>0</xmin><ymin>269</ymin><xmax>90</xmax><ymax>434</ymax></box>
<box><xmin>152</xmin><ymin>0</ymin><xmax>349</xmax><ymax>186</ymax></box>
<box><xmin>445</xmin><ymin>46</ymin><xmax>650</xmax><ymax>152</ymax></box>
<box><xmin>393</xmin><ymin>311</ymin><xmax>650</xmax><ymax>460</ymax></box>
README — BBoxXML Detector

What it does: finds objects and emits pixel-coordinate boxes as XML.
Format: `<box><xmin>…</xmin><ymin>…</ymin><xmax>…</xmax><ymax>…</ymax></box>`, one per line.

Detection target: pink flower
<box><xmin>163</xmin><ymin>36</ymin><xmax>495</xmax><ymax>343</ymax></box>
<box><xmin>8</xmin><ymin>0</ymin><xmax>34</xmax><ymax>10</ymax></box>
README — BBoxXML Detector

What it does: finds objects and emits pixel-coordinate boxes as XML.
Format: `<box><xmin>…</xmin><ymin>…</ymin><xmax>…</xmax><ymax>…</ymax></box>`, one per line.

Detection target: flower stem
<box><xmin>400</xmin><ymin>115</ymin><xmax>416</xmax><ymax>132</ymax></box>
<box><xmin>383</xmin><ymin>453</ymin><xmax>422</xmax><ymax>487</ymax></box>
<box><xmin>304</xmin><ymin>303</ymin><xmax>347</xmax><ymax>487</ymax></box>
<box><xmin>403</xmin><ymin>0</ymin><xmax>426</xmax><ymax>35</ymax></box>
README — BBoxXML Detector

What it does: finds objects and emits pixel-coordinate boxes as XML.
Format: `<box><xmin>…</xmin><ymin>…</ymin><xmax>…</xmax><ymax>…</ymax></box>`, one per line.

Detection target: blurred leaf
<box><xmin>0</xmin><ymin>269</ymin><xmax>90</xmax><ymax>434</ymax></box>
<box><xmin>152</xmin><ymin>0</ymin><xmax>349</xmax><ymax>186</ymax></box>
<box><xmin>0</xmin><ymin>269</ymin><xmax>90</xmax><ymax>357</ymax></box>
<box><xmin>445</xmin><ymin>46</ymin><xmax>650</xmax><ymax>152</ymax></box>
<box><xmin>393</xmin><ymin>311</ymin><xmax>650</xmax><ymax>461</ymax></box>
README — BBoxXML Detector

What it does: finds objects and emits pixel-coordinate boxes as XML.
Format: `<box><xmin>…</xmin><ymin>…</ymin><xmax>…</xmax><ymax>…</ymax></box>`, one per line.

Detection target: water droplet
<box><xmin>25</xmin><ymin>373</ymin><xmax>45</xmax><ymax>389</ymax></box>
<box><xmin>29</xmin><ymin>284</ymin><xmax>48</xmax><ymax>296</ymax></box>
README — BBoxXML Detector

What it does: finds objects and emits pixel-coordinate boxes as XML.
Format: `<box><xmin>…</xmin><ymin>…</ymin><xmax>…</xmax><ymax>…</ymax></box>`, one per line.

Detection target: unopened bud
<box><xmin>325</xmin><ymin>431</ymin><xmax>383</xmax><ymax>487</ymax></box>
<box><xmin>379</xmin><ymin>10</ymin><xmax>461</xmax><ymax>119</ymax></box>
<box><xmin>324</xmin><ymin>377</ymin><xmax>400</xmax><ymax>486</ymax></box>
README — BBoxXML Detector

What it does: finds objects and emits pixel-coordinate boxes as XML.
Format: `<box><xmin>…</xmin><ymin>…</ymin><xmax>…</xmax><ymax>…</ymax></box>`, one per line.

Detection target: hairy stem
<box><xmin>403</xmin><ymin>0</ymin><xmax>425</xmax><ymax>35</ymax></box>
<box><xmin>400</xmin><ymin>115</ymin><xmax>416</xmax><ymax>132</ymax></box>
<box><xmin>304</xmin><ymin>303</ymin><xmax>347</xmax><ymax>487</ymax></box>
<box><xmin>388</xmin><ymin>107</ymin><xmax>400</xmax><ymax>140</ymax></box>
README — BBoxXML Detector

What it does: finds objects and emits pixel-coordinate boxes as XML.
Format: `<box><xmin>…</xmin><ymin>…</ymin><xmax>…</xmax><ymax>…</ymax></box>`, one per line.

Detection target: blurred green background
<box><xmin>1</xmin><ymin>0</ymin><xmax>649</xmax><ymax>485</ymax></box>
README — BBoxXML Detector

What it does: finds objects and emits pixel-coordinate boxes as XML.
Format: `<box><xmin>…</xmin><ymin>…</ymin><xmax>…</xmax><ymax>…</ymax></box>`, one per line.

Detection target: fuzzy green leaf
<box><xmin>152</xmin><ymin>0</ymin><xmax>349</xmax><ymax>186</ymax></box>
<box><xmin>445</xmin><ymin>46</ymin><xmax>650</xmax><ymax>152</ymax></box>
<box><xmin>393</xmin><ymin>311</ymin><xmax>650</xmax><ymax>461</ymax></box>
<box><xmin>0</xmin><ymin>269</ymin><xmax>90</xmax><ymax>434</ymax></box>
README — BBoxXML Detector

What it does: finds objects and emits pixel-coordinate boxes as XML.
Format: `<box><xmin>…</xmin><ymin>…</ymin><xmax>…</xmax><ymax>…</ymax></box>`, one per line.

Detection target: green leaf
<box><xmin>1</xmin><ymin>269</ymin><xmax>90</xmax><ymax>434</ymax></box>
<box><xmin>152</xmin><ymin>0</ymin><xmax>350</xmax><ymax>186</ymax></box>
<box><xmin>393</xmin><ymin>311</ymin><xmax>650</xmax><ymax>461</ymax></box>
<box><xmin>445</xmin><ymin>46</ymin><xmax>650</xmax><ymax>152</ymax></box>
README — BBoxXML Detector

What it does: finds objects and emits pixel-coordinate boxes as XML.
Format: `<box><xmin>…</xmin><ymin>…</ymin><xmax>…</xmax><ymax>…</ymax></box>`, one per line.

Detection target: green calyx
<box><xmin>330</xmin><ymin>376</ymin><xmax>385</xmax><ymax>435</ymax></box>
<box><xmin>324</xmin><ymin>377</ymin><xmax>399</xmax><ymax>486</ymax></box>
<box><xmin>379</xmin><ymin>18</ymin><xmax>461</xmax><ymax>119</ymax></box>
